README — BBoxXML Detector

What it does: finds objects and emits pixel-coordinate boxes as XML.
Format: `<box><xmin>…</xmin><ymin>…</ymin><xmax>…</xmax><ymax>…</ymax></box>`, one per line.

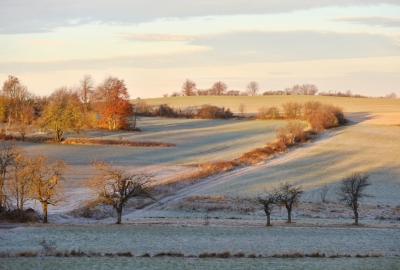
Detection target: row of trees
<box><xmin>136</xmin><ymin>103</ymin><xmax>234</xmax><ymax>120</ymax></box>
<box><xmin>1</xmin><ymin>75</ymin><xmax>133</xmax><ymax>142</ymax></box>
<box><xmin>258</xmin><ymin>172</ymin><xmax>372</xmax><ymax>226</ymax></box>
<box><xmin>1</xmin><ymin>140</ymin><xmax>372</xmax><ymax>225</ymax></box>
<box><xmin>263</xmin><ymin>84</ymin><xmax>318</xmax><ymax>96</ymax></box>
<box><xmin>176</xmin><ymin>80</ymin><xmax>321</xmax><ymax>97</ymax></box>
<box><xmin>173</xmin><ymin>79</ymin><xmax>260</xmax><ymax>97</ymax></box>
<box><xmin>0</xmin><ymin>142</ymin><xmax>155</xmax><ymax>224</ymax></box>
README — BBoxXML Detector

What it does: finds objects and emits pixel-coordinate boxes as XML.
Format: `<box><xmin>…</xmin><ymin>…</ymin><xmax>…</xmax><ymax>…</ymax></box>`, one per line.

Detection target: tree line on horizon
<box><xmin>168</xmin><ymin>79</ymin><xmax>397</xmax><ymax>99</ymax></box>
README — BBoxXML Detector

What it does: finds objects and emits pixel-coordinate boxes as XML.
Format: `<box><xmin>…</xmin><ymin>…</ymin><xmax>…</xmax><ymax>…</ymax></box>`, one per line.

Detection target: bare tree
<box><xmin>181</xmin><ymin>79</ymin><xmax>197</xmax><ymax>96</ymax></box>
<box><xmin>89</xmin><ymin>161</ymin><xmax>155</xmax><ymax>224</ymax></box>
<box><xmin>246</xmin><ymin>81</ymin><xmax>259</xmax><ymax>96</ymax></box>
<box><xmin>278</xmin><ymin>182</ymin><xmax>303</xmax><ymax>223</ymax></box>
<box><xmin>386</xmin><ymin>92</ymin><xmax>397</xmax><ymax>99</ymax></box>
<box><xmin>211</xmin><ymin>81</ymin><xmax>227</xmax><ymax>95</ymax></box>
<box><xmin>26</xmin><ymin>155</ymin><xmax>67</xmax><ymax>223</ymax></box>
<box><xmin>0</xmin><ymin>142</ymin><xmax>19</xmax><ymax>212</ymax></box>
<box><xmin>238</xmin><ymin>103</ymin><xmax>246</xmax><ymax>117</ymax></box>
<box><xmin>6</xmin><ymin>152</ymin><xmax>31</xmax><ymax>222</ymax></box>
<box><xmin>258</xmin><ymin>188</ymin><xmax>280</xmax><ymax>226</ymax></box>
<box><xmin>77</xmin><ymin>75</ymin><xmax>97</xmax><ymax>128</ymax></box>
<box><xmin>320</xmin><ymin>183</ymin><xmax>329</xmax><ymax>203</ymax></box>
<box><xmin>78</xmin><ymin>75</ymin><xmax>94</xmax><ymax>109</ymax></box>
<box><xmin>337</xmin><ymin>172</ymin><xmax>372</xmax><ymax>225</ymax></box>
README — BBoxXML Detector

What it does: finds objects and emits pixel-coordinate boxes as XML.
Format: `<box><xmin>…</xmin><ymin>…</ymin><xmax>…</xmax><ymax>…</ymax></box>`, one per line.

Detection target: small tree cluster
<box><xmin>0</xmin><ymin>142</ymin><xmax>67</xmax><ymax>223</ymax></box>
<box><xmin>284</xmin><ymin>84</ymin><xmax>318</xmax><ymax>95</ymax></box>
<box><xmin>1</xmin><ymin>75</ymin><xmax>134</xmax><ymax>143</ymax></box>
<box><xmin>273</xmin><ymin>101</ymin><xmax>347</xmax><ymax>130</ymax></box>
<box><xmin>150</xmin><ymin>104</ymin><xmax>234</xmax><ymax>119</ymax></box>
<box><xmin>258</xmin><ymin>182</ymin><xmax>303</xmax><ymax>226</ymax></box>
<box><xmin>173</xmin><ymin>80</ymin><xmax>260</xmax><ymax>97</ymax></box>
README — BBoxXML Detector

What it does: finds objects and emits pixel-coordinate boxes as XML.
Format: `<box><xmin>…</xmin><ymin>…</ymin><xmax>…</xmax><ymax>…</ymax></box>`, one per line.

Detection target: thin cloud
<box><xmin>332</xmin><ymin>16</ymin><xmax>400</xmax><ymax>27</ymax></box>
<box><xmin>119</xmin><ymin>33</ymin><xmax>193</xmax><ymax>42</ymax></box>
<box><xmin>1</xmin><ymin>0</ymin><xmax>399</xmax><ymax>34</ymax></box>
<box><xmin>1</xmin><ymin>31</ymin><xmax>399</xmax><ymax>72</ymax></box>
<box><xmin>27</xmin><ymin>40</ymin><xmax>69</xmax><ymax>46</ymax></box>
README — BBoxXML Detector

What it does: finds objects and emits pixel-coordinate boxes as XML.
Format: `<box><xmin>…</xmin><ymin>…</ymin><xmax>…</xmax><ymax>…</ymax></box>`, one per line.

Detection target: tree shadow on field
<box><xmin>138</xmin><ymin>117</ymin><xmax>239</xmax><ymax>132</ymax></box>
<box><xmin>345</xmin><ymin>112</ymin><xmax>375</xmax><ymax>125</ymax></box>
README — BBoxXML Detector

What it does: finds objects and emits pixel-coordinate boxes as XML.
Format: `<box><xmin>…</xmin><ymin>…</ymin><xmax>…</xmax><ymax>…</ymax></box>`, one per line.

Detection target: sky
<box><xmin>0</xmin><ymin>0</ymin><xmax>399</xmax><ymax>98</ymax></box>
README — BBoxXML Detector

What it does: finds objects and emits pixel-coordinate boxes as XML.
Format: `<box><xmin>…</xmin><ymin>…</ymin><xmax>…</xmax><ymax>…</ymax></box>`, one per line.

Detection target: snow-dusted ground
<box><xmin>3</xmin><ymin>114</ymin><xmax>400</xmax><ymax>269</ymax></box>
<box><xmin>2</xmin><ymin>257</ymin><xmax>399</xmax><ymax>270</ymax></box>
<box><xmin>1</xmin><ymin>223</ymin><xmax>399</xmax><ymax>257</ymax></box>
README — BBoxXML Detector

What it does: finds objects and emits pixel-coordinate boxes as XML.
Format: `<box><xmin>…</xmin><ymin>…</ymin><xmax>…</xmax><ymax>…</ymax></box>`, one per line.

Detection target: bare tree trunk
<box><xmin>116</xmin><ymin>204</ymin><xmax>123</xmax><ymax>224</ymax></box>
<box><xmin>117</xmin><ymin>210</ymin><xmax>122</xmax><ymax>224</ymax></box>
<box><xmin>0</xmin><ymin>185</ymin><xmax>3</xmax><ymax>211</ymax></box>
<box><xmin>287</xmin><ymin>207</ymin><xmax>292</xmax><ymax>223</ymax></box>
<box><xmin>41</xmin><ymin>202</ymin><xmax>48</xmax><ymax>223</ymax></box>
<box><xmin>266</xmin><ymin>214</ymin><xmax>271</xmax><ymax>226</ymax></box>
<box><xmin>19</xmin><ymin>198</ymin><xmax>25</xmax><ymax>223</ymax></box>
<box><xmin>354</xmin><ymin>210</ymin><xmax>359</xmax><ymax>225</ymax></box>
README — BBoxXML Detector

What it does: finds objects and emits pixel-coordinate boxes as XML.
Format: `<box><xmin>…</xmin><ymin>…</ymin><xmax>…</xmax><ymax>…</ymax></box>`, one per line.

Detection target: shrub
<box><xmin>282</xmin><ymin>102</ymin><xmax>302</xmax><ymax>119</ymax></box>
<box><xmin>196</xmin><ymin>105</ymin><xmax>233</xmax><ymax>119</ymax></box>
<box><xmin>257</xmin><ymin>106</ymin><xmax>280</xmax><ymax>119</ymax></box>
<box><xmin>257</xmin><ymin>107</ymin><xmax>269</xmax><ymax>119</ymax></box>
<box><xmin>153</xmin><ymin>104</ymin><xmax>178</xmax><ymax>117</ymax></box>
<box><xmin>302</xmin><ymin>101</ymin><xmax>347</xmax><ymax>131</ymax></box>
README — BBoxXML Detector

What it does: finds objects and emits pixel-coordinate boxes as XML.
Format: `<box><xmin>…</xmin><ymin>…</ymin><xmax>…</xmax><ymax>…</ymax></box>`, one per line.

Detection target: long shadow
<box><xmin>345</xmin><ymin>112</ymin><xmax>376</xmax><ymax>126</ymax></box>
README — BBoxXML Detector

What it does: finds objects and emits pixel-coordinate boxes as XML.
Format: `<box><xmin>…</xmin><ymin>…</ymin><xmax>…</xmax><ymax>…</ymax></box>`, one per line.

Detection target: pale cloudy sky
<box><xmin>1</xmin><ymin>0</ymin><xmax>399</xmax><ymax>98</ymax></box>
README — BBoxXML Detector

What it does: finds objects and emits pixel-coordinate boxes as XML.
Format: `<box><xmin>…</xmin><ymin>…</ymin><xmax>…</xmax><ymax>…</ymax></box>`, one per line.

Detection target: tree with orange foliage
<box><xmin>94</xmin><ymin>76</ymin><xmax>133</xmax><ymax>130</ymax></box>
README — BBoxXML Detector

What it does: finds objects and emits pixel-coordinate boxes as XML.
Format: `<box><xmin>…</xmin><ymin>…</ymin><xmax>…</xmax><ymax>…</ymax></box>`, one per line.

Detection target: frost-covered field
<box><xmin>190</xmin><ymin>124</ymin><xmax>400</xmax><ymax>206</ymax></box>
<box><xmin>2</xmin><ymin>257</ymin><xmax>399</xmax><ymax>270</ymax></box>
<box><xmin>20</xmin><ymin>117</ymin><xmax>283</xmax><ymax>166</ymax></box>
<box><xmin>1</xmin><ymin>224</ymin><xmax>399</xmax><ymax>256</ymax></box>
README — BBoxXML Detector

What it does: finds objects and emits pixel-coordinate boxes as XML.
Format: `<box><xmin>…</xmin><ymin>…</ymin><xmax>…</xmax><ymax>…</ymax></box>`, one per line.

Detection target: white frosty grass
<box><xmin>15</xmin><ymin>118</ymin><xmax>286</xmax><ymax>215</ymax></box>
<box><xmin>19</xmin><ymin>117</ymin><xmax>284</xmax><ymax>166</ymax></box>
<box><xmin>193</xmin><ymin>124</ymin><xmax>400</xmax><ymax>206</ymax></box>
<box><xmin>1</xmin><ymin>257</ymin><xmax>400</xmax><ymax>270</ymax></box>
<box><xmin>1</xmin><ymin>225</ymin><xmax>399</xmax><ymax>257</ymax></box>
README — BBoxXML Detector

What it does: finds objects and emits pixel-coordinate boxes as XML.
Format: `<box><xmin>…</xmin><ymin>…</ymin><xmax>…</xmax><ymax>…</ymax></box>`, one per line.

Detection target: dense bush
<box><xmin>302</xmin><ymin>101</ymin><xmax>347</xmax><ymax>131</ymax></box>
<box><xmin>257</xmin><ymin>106</ymin><xmax>280</xmax><ymax>119</ymax></box>
<box><xmin>196</xmin><ymin>105</ymin><xmax>233</xmax><ymax>119</ymax></box>
<box><xmin>152</xmin><ymin>104</ymin><xmax>178</xmax><ymax>118</ymax></box>
<box><xmin>282</xmin><ymin>102</ymin><xmax>302</xmax><ymax>119</ymax></box>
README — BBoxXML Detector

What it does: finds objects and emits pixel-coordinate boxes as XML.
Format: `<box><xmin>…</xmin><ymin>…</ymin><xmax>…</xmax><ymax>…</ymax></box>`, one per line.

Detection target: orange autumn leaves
<box><xmin>94</xmin><ymin>76</ymin><xmax>133</xmax><ymax>131</ymax></box>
